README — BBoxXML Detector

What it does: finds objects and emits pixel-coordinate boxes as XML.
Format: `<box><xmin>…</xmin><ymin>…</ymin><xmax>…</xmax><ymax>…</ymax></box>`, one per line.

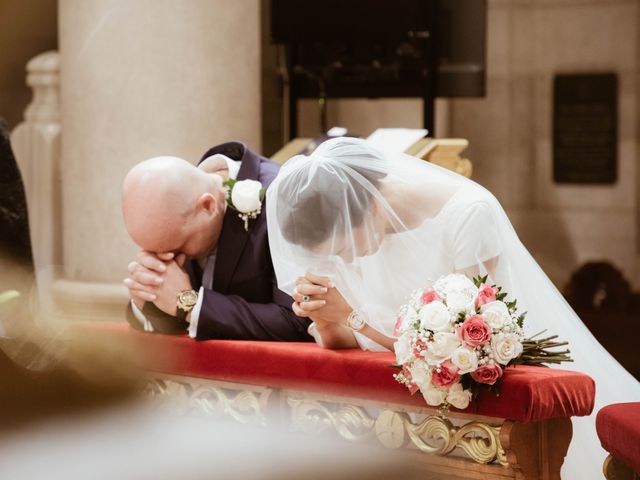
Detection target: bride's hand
<box><xmin>291</xmin><ymin>276</ymin><xmax>328</xmax><ymax>316</ymax></box>
<box><xmin>292</xmin><ymin>273</ymin><xmax>352</xmax><ymax>325</ymax></box>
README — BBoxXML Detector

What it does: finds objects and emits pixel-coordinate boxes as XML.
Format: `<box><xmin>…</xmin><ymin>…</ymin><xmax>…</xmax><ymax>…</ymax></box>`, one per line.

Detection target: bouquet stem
<box><xmin>516</xmin><ymin>330</ymin><xmax>573</xmax><ymax>366</ymax></box>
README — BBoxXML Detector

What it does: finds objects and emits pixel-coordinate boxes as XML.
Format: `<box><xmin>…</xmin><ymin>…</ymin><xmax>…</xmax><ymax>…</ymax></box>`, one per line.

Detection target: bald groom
<box><xmin>121</xmin><ymin>142</ymin><xmax>313</xmax><ymax>342</ymax></box>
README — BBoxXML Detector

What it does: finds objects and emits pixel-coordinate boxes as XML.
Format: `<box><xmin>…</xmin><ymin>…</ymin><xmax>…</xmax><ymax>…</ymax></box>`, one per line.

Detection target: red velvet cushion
<box><xmin>597</xmin><ymin>403</ymin><xmax>640</xmax><ymax>473</ymax></box>
<box><xmin>75</xmin><ymin>322</ymin><xmax>595</xmax><ymax>423</ymax></box>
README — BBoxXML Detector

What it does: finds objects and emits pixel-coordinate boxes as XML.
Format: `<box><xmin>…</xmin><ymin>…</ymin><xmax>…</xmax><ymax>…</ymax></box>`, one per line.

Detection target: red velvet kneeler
<box><xmin>597</xmin><ymin>402</ymin><xmax>640</xmax><ymax>474</ymax></box>
<box><xmin>75</xmin><ymin>322</ymin><xmax>595</xmax><ymax>424</ymax></box>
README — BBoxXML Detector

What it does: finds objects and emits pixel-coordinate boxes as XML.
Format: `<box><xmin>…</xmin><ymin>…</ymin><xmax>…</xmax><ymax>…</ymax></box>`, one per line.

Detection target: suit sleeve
<box><xmin>125</xmin><ymin>301</ymin><xmax>189</xmax><ymax>335</ymax></box>
<box><xmin>194</xmin><ymin>278</ymin><xmax>313</xmax><ymax>342</ymax></box>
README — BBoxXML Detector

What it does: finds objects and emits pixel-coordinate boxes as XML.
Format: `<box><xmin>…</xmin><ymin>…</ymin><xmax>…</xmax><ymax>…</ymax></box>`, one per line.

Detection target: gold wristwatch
<box><xmin>176</xmin><ymin>289</ymin><xmax>198</xmax><ymax>321</ymax></box>
<box><xmin>346</xmin><ymin>310</ymin><xmax>366</xmax><ymax>331</ymax></box>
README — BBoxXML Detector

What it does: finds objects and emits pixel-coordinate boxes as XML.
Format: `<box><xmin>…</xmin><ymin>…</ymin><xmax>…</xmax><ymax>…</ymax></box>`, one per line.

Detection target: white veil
<box><xmin>267</xmin><ymin>137</ymin><xmax>640</xmax><ymax>479</ymax></box>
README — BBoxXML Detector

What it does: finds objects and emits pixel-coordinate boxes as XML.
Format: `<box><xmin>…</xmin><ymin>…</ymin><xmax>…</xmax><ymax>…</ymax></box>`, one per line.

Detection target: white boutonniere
<box><xmin>223</xmin><ymin>179</ymin><xmax>266</xmax><ymax>231</ymax></box>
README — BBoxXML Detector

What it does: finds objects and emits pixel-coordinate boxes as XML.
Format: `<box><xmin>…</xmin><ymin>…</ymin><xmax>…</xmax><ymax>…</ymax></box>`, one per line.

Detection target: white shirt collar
<box><xmin>222</xmin><ymin>154</ymin><xmax>240</xmax><ymax>180</ymax></box>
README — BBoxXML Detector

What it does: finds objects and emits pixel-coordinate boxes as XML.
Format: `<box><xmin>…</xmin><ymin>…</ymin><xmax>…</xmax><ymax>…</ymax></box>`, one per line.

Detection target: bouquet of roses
<box><xmin>393</xmin><ymin>273</ymin><xmax>571</xmax><ymax>411</ymax></box>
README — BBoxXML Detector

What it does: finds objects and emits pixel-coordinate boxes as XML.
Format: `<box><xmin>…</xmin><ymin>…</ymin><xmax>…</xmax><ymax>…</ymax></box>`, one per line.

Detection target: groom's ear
<box><xmin>197</xmin><ymin>192</ymin><xmax>219</xmax><ymax>216</ymax></box>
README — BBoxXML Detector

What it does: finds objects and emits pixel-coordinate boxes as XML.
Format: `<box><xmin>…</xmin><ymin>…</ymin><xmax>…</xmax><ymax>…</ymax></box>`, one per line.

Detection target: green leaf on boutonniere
<box><xmin>223</xmin><ymin>178</ymin><xmax>238</xmax><ymax>211</ymax></box>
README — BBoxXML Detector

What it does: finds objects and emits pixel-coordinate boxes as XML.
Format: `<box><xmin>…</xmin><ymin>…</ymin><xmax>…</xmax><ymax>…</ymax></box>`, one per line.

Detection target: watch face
<box><xmin>179</xmin><ymin>290</ymin><xmax>198</xmax><ymax>306</ymax></box>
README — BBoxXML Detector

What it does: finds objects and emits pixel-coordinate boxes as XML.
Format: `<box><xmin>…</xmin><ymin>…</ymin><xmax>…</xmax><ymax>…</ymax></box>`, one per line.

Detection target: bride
<box><xmin>266</xmin><ymin>136</ymin><xmax>640</xmax><ymax>479</ymax></box>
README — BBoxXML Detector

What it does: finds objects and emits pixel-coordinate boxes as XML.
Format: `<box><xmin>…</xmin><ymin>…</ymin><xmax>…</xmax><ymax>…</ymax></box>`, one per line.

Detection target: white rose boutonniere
<box><xmin>223</xmin><ymin>179</ymin><xmax>266</xmax><ymax>231</ymax></box>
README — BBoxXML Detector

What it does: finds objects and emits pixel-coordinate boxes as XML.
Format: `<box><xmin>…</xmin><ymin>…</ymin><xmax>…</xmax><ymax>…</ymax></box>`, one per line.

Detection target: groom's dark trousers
<box><xmin>125</xmin><ymin>142</ymin><xmax>313</xmax><ymax>342</ymax></box>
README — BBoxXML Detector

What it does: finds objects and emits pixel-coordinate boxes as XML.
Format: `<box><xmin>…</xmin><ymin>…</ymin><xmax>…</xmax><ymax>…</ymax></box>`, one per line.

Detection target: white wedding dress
<box><xmin>267</xmin><ymin>137</ymin><xmax>640</xmax><ymax>479</ymax></box>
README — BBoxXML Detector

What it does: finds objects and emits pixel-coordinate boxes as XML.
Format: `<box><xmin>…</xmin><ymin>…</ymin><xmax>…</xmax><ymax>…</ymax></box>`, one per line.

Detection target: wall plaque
<box><xmin>553</xmin><ymin>73</ymin><xmax>617</xmax><ymax>184</ymax></box>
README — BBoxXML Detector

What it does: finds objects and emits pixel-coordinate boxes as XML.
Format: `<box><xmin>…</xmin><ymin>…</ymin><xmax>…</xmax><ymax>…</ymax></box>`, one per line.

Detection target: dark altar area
<box><xmin>564</xmin><ymin>262</ymin><xmax>640</xmax><ymax>381</ymax></box>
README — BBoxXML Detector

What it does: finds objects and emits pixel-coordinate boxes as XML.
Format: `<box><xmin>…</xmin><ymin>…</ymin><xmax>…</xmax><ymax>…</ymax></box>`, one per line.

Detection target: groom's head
<box><xmin>122</xmin><ymin>156</ymin><xmax>227</xmax><ymax>258</ymax></box>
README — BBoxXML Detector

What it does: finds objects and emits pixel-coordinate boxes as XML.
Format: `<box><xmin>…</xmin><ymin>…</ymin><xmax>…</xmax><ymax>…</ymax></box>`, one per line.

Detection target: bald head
<box><xmin>122</xmin><ymin>156</ymin><xmax>224</xmax><ymax>256</ymax></box>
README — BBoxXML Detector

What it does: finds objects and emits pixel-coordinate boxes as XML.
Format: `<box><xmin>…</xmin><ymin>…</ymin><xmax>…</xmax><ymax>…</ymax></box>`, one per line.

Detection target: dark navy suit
<box><xmin>126</xmin><ymin>142</ymin><xmax>313</xmax><ymax>342</ymax></box>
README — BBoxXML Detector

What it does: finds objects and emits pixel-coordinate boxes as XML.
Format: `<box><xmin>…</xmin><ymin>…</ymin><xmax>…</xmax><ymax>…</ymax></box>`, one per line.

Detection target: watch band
<box><xmin>346</xmin><ymin>310</ymin><xmax>366</xmax><ymax>332</ymax></box>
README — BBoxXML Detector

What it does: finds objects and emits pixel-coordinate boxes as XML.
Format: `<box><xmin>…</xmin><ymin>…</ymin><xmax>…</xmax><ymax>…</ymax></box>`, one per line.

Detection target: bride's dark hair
<box><xmin>277</xmin><ymin>149</ymin><xmax>386</xmax><ymax>248</ymax></box>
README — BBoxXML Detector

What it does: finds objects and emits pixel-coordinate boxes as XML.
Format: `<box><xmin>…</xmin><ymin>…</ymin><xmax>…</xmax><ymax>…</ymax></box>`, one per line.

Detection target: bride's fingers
<box><xmin>298</xmin><ymin>299</ymin><xmax>326</xmax><ymax>311</ymax></box>
<box><xmin>295</xmin><ymin>276</ymin><xmax>313</xmax><ymax>286</ymax></box>
<box><xmin>296</xmin><ymin>283</ymin><xmax>328</xmax><ymax>296</ymax></box>
<box><xmin>292</xmin><ymin>302</ymin><xmax>310</xmax><ymax>317</ymax></box>
<box><xmin>293</xmin><ymin>291</ymin><xmax>325</xmax><ymax>304</ymax></box>
<box><xmin>304</xmin><ymin>272</ymin><xmax>334</xmax><ymax>289</ymax></box>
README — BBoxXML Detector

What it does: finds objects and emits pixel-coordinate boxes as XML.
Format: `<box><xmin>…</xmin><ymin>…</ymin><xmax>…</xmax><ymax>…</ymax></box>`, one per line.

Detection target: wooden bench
<box><xmin>75</xmin><ymin>322</ymin><xmax>595</xmax><ymax>480</ymax></box>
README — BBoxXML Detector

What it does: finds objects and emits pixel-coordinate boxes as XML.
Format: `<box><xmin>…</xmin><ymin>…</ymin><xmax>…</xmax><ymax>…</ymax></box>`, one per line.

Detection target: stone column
<box><xmin>11</xmin><ymin>51</ymin><xmax>62</xmax><ymax>312</ymax></box>
<box><xmin>56</xmin><ymin>0</ymin><xmax>261</xmax><ymax>318</ymax></box>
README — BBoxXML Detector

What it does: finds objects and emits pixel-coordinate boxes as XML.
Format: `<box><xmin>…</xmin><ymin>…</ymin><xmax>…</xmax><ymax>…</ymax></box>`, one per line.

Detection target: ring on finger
<box><xmin>302</xmin><ymin>295</ymin><xmax>311</xmax><ymax>302</ymax></box>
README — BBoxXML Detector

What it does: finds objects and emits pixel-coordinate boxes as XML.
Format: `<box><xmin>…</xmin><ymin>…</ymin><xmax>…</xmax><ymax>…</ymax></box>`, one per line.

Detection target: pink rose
<box><xmin>421</xmin><ymin>288</ymin><xmax>442</xmax><ymax>305</ymax></box>
<box><xmin>431</xmin><ymin>360</ymin><xmax>460</xmax><ymax>388</ymax></box>
<box><xmin>456</xmin><ymin>315</ymin><xmax>492</xmax><ymax>346</ymax></box>
<box><xmin>402</xmin><ymin>365</ymin><xmax>420</xmax><ymax>395</ymax></box>
<box><xmin>475</xmin><ymin>283</ymin><xmax>497</xmax><ymax>309</ymax></box>
<box><xmin>471</xmin><ymin>363</ymin><xmax>503</xmax><ymax>385</ymax></box>
<box><xmin>412</xmin><ymin>338</ymin><xmax>429</xmax><ymax>358</ymax></box>
<box><xmin>393</xmin><ymin>316</ymin><xmax>403</xmax><ymax>336</ymax></box>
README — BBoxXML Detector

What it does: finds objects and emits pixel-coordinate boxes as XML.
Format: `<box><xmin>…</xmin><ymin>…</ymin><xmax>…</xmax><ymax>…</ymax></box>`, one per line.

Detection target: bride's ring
<box><xmin>302</xmin><ymin>295</ymin><xmax>311</xmax><ymax>302</ymax></box>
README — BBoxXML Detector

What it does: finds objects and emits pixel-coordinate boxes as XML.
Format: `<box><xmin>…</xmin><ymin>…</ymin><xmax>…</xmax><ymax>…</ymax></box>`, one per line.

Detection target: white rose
<box><xmin>446</xmin><ymin>292</ymin><xmax>476</xmax><ymax>316</ymax></box>
<box><xmin>400</xmin><ymin>306</ymin><xmax>420</xmax><ymax>332</ymax></box>
<box><xmin>231</xmin><ymin>180</ymin><xmax>263</xmax><ymax>213</ymax></box>
<box><xmin>434</xmin><ymin>274</ymin><xmax>478</xmax><ymax>315</ymax></box>
<box><xmin>419</xmin><ymin>301</ymin><xmax>452</xmax><ymax>332</ymax></box>
<box><xmin>490</xmin><ymin>333</ymin><xmax>523</xmax><ymax>365</ymax></box>
<box><xmin>481</xmin><ymin>301</ymin><xmax>512</xmax><ymax>330</ymax></box>
<box><xmin>394</xmin><ymin>333</ymin><xmax>414</xmax><ymax>365</ymax></box>
<box><xmin>446</xmin><ymin>383</ymin><xmax>472</xmax><ymax>410</ymax></box>
<box><xmin>425</xmin><ymin>332</ymin><xmax>460</xmax><ymax>365</ymax></box>
<box><xmin>420</xmin><ymin>383</ymin><xmax>447</xmax><ymax>407</ymax></box>
<box><xmin>408</xmin><ymin>361</ymin><xmax>431</xmax><ymax>390</ymax></box>
<box><xmin>450</xmin><ymin>347</ymin><xmax>479</xmax><ymax>374</ymax></box>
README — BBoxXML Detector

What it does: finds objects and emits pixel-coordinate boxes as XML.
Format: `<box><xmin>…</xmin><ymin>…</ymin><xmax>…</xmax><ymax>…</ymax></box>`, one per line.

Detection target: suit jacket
<box><xmin>126</xmin><ymin>142</ymin><xmax>313</xmax><ymax>342</ymax></box>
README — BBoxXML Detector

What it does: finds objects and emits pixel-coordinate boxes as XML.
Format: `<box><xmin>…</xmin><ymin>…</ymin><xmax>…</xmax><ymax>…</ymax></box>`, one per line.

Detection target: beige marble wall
<box><xmin>58</xmin><ymin>0</ymin><xmax>261</xmax><ymax>287</ymax></box>
<box><xmin>297</xmin><ymin>0</ymin><xmax>640</xmax><ymax>289</ymax></box>
<box><xmin>450</xmin><ymin>0</ymin><xmax>639</xmax><ymax>289</ymax></box>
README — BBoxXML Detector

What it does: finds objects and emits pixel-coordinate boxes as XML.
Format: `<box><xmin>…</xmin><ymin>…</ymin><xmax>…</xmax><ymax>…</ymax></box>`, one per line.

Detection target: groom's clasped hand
<box><xmin>125</xmin><ymin>250</ymin><xmax>191</xmax><ymax>317</ymax></box>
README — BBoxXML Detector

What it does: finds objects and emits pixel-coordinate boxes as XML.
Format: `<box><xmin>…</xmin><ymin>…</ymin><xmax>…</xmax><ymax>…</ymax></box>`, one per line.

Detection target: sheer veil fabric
<box><xmin>267</xmin><ymin>137</ymin><xmax>639</xmax><ymax>479</ymax></box>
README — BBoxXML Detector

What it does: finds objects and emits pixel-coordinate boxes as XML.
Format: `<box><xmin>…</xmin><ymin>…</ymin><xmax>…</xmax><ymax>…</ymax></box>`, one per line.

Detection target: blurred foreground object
<box><xmin>0</xmin><ymin>405</ymin><xmax>420</xmax><ymax>480</ymax></box>
<box><xmin>0</xmin><ymin>114</ymin><xmax>136</xmax><ymax>432</ymax></box>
